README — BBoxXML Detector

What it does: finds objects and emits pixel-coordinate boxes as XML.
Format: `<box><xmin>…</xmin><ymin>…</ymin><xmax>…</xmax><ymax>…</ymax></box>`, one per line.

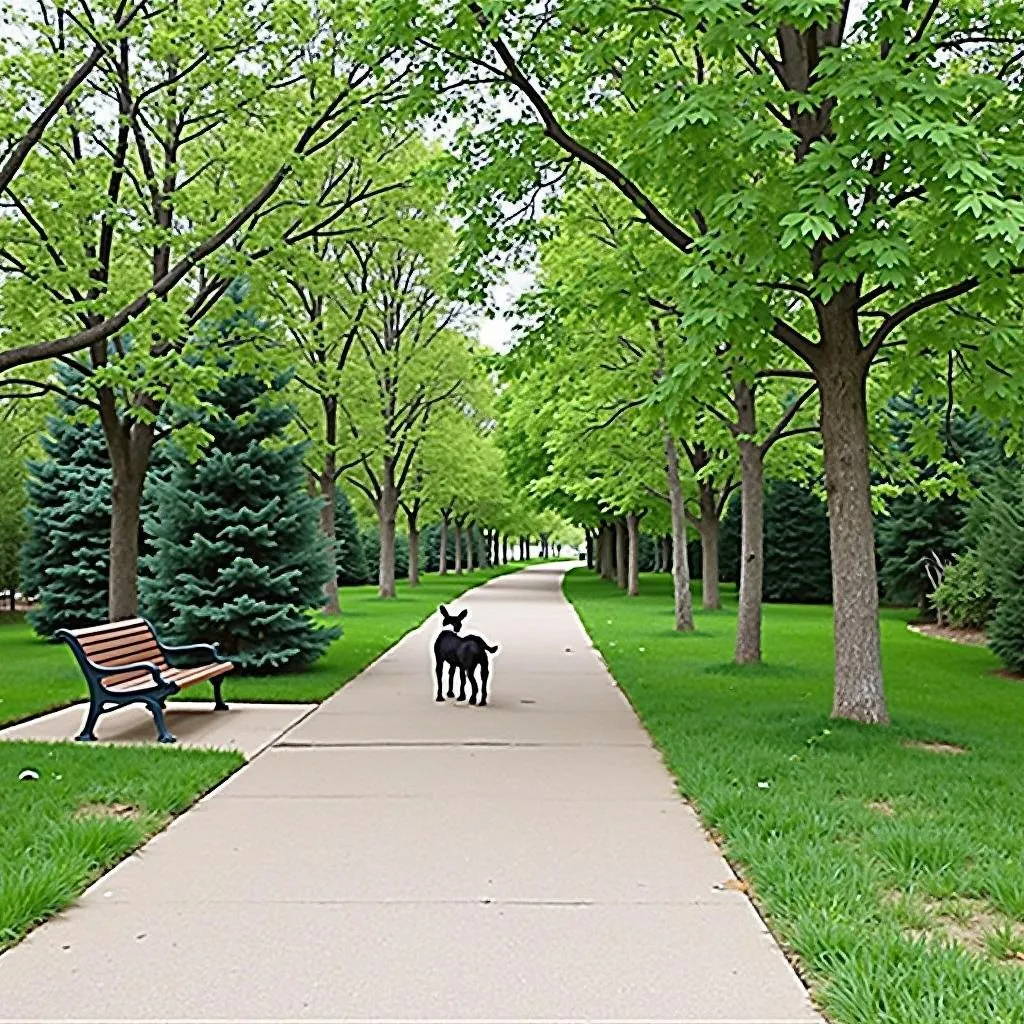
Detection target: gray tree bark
<box><xmin>439</xmin><ymin>515</ymin><xmax>450</xmax><ymax>575</ymax></box>
<box><xmin>626</xmin><ymin>512</ymin><xmax>640</xmax><ymax>597</ymax></box>
<box><xmin>377</xmin><ymin>461</ymin><xmax>398</xmax><ymax>599</ymax></box>
<box><xmin>816</xmin><ymin>294</ymin><xmax>888</xmax><ymax>724</ymax></box>
<box><xmin>734</xmin><ymin>380</ymin><xmax>764</xmax><ymax>664</ymax></box>
<box><xmin>406</xmin><ymin>507</ymin><xmax>420</xmax><ymax>587</ymax></box>
<box><xmin>320</xmin><ymin>400</ymin><xmax>340</xmax><ymax>614</ymax></box>
<box><xmin>614</xmin><ymin>519</ymin><xmax>628</xmax><ymax>589</ymax></box>
<box><xmin>664</xmin><ymin>433</ymin><xmax>695</xmax><ymax>631</ymax></box>
<box><xmin>103</xmin><ymin>417</ymin><xmax>153</xmax><ymax>621</ymax></box>
<box><xmin>695</xmin><ymin>482</ymin><xmax>722</xmax><ymax>610</ymax></box>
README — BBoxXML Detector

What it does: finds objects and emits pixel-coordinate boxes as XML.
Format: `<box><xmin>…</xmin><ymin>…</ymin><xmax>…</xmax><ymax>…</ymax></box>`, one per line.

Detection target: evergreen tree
<box><xmin>720</xmin><ymin>483</ymin><xmax>831</xmax><ymax>602</ymax></box>
<box><xmin>874</xmin><ymin>399</ymin><xmax>986</xmax><ymax>612</ymax></box>
<box><xmin>974</xmin><ymin>468</ymin><xmax>1024</xmax><ymax>674</ymax></box>
<box><xmin>877</xmin><ymin>494</ymin><xmax>965</xmax><ymax>612</ymax></box>
<box><xmin>335</xmin><ymin>487</ymin><xmax>370</xmax><ymax>586</ymax></box>
<box><xmin>143</xmin><ymin>369</ymin><xmax>339</xmax><ymax>673</ymax></box>
<box><xmin>0</xmin><ymin>444</ymin><xmax>27</xmax><ymax>612</ymax></box>
<box><xmin>762</xmin><ymin>482</ymin><xmax>833</xmax><ymax>604</ymax></box>
<box><xmin>21</xmin><ymin>401</ymin><xmax>111</xmax><ymax>637</ymax></box>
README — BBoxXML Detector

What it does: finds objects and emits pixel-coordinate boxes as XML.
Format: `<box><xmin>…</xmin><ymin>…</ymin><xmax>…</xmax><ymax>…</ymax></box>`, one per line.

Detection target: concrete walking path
<box><xmin>0</xmin><ymin>563</ymin><xmax>821</xmax><ymax>1023</ymax></box>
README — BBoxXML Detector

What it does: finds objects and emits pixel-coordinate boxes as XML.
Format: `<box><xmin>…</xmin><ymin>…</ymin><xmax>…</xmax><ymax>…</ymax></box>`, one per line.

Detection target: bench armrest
<box><xmin>157</xmin><ymin>641</ymin><xmax>228</xmax><ymax>663</ymax></box>
<box><xmin>88</xmin><ymin>659</ymin><xmax>165</xmax><ymax>683</ymax></box>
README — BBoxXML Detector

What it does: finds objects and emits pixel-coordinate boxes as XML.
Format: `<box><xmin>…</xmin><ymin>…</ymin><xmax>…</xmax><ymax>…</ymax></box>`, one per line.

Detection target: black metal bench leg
<box><xmin>143</xmin><ymin>697</ymin><xmax>176</xmax><ymax>743</ymax></box>
<box><xmin>212</xmin><ymin>678</ymin><xmax>229</xmax><ymax>711</ymax></box>
<box><xmin>75</xmin><ymin>700</ymin><xmax>102</xmax><ymax>742</ymax></box>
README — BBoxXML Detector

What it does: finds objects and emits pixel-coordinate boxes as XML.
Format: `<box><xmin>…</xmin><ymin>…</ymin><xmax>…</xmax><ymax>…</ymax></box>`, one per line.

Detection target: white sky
<box><xmin>473</xmin><ymin>269</ymin><xmax>535</xmax><ymax>352</ymax></box>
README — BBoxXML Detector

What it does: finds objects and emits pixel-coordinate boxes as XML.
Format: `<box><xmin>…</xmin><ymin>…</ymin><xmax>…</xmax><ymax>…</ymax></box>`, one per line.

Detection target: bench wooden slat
<box><xmin>164</xmin><ymin>662</ymin><xmax>233</xmax><ymax>687</ymax></box>
<box><xmin>105</xmin><ymin>673</ymin><xmax>159</xmax><ymax>693</ymax></box>
<box><xmin>84</xmin><ymin>640</ymin><xmax>165</xmax><ymax>666</ymax></box>
<box><xmin>80</xmin><ymin>629</ymin><xmax>157</xmax><ymax>654</ymax></box>
<box><xmin>65</xmin><ymin>618</ymin><xmax>148</xmax><ymax>640</ymax></box>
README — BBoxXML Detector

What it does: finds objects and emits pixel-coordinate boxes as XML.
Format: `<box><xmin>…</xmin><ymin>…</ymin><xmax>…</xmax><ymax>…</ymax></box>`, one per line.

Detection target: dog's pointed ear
<box><xmin>439</xmin><ymin>605</ymin><xmax>449</xmax><ymax>617</ymax></box>
<box><xmin>457</xmin><ymin>610</ymin><xmax>468</xmax><ymax>623</ymax></box>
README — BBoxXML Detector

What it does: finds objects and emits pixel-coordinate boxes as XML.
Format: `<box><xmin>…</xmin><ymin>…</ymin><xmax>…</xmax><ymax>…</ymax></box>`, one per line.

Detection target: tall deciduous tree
<box><xmin>397</xmin><ymin>0</ymin><xmax>1024</xmax><ymax>723</ymax></box>
<box><xmin>336</xmin><ymin>228</ymin><xmax>483</xmax><ymax>597</ymax></box>
<box><xmin>0</xmin><ymin>0</ymin><xmax>412</xmax><ymax>619</ymax></box>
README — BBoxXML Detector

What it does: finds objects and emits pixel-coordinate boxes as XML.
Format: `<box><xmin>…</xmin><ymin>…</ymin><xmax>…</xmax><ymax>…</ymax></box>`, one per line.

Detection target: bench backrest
<box><xmin>60</xmin><ymin>618</ymin><xmax>167</xmax><ymax>687</ymax></box>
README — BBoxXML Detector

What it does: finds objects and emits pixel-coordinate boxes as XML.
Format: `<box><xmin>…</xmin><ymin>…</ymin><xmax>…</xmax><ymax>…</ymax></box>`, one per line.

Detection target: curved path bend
<box><xmin>0</xmin><ymin>563</ymin><xmax>821</xmax><ymax>1023</ymax></box>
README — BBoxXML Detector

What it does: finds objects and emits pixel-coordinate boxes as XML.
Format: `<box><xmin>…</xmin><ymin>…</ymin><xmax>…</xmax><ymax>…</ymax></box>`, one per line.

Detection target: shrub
<box><xmin>989</xmin><ymin>591</ymin><xmax>1024</xmax><ymax>674</ymax></box>
<box><xmin>931</xmin><ymin>551</ymin><xmax>995</xmax><ymax>629</ymax></box>
<box><xmin>973</xmin><ymin>469</ymin><xmax>1024</xmax><ymax>671</ymax></box>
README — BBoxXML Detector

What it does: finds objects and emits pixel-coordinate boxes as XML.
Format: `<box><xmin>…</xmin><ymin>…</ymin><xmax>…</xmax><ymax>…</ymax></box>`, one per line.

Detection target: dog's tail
<box><xmin>485</xmin><ymin>643</ymin><xmax>499</xmax><ymax>654</ymax></box>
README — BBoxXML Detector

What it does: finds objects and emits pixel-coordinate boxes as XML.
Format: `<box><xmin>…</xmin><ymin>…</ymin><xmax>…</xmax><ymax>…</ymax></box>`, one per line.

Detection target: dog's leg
<box><xmin>467</xmin><ymin>666</ymin><xmax>479</xmax><ymax>705</ymax></box>
<box><xmin>447</xmin><ymin>662</ymin><xmax>457</xmax><ymax>699</ymax></box>
<box><xmin>479</xmin><ymin>659</ymin><xmax>489</xmax><ymax>707</ymax></box>
<box><xmin>457</xmin><ymin>666</ymin><xmax>468</xmax><ymax>702</ymax></box>
<box><xmin>435</xmin><ymin>659</ymin><xmax>445</xmax><ymax>701</ymax></box>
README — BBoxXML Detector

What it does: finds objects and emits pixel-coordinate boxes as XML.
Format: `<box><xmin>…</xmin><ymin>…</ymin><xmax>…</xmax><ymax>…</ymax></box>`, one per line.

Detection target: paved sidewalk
<box><xmin>0</xmin><ymin>563</ymin><xmax>821</xmax><ymax>1023</ymax></box>
<box><xmin>0</xmin><ymin>701</ymin><xmax>316</xmax><ymax>758</ymax></box>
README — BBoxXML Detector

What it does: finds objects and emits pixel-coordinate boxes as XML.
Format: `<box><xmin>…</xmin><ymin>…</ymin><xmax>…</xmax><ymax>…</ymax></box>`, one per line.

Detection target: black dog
<box><xmin>433</xmin><ymin>605</ymin><xmax>498</xmax><ymax>706</ymax></box>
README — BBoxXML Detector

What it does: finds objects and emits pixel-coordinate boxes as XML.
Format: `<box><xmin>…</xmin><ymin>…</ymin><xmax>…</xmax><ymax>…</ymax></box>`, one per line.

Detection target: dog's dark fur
<box><xmin>433</xmin><ymin>605</ymin><xmax>498</xmax><ymax>706</ymax></box>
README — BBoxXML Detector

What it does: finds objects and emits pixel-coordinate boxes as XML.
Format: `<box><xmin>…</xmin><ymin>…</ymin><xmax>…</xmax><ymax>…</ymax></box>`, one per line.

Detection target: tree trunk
<box><xmin>502</xmin><ymin>535</ymin><xmax>508</xmax><ymax>564</ymax></box>
<box><xmin>697</xmin><ymin>485</ymin><xmax>721</xmax><ymax>610</ymax></box>
<box><xmin>614</xmin><ymin>519</ymin><xmax>628</xmax><ymax>589</ymax></box>
<box><xmin>664</xmin><ymin>433</ymin><xmax>695</xmax><ymax>631</ymax></box>
<box><xmin>105</xmin><ymin>423</ymin><xmax>152</xmax><ymax>622</ymax></box>
<box><xmin>815</xmin><ymin>296</ymin><xmax>888</xmax><ymax>724</ymax></box>
<box><xmin>466</xmin><ymin>522</ymin><xmax>475</xmax><ymax>572</ymax></box>
<box><xmin>661</xmin><ymin>535</ymin><xmax>672</xmax><ymax>574</ymax></box>
<box><xmin>454</xmin><ymin>522</ymin><xmax>464</xmax><ymax>574</ymax></box>
<box><xmin>320</xmin><ymin>447</ymin><xmax>340</xmax><ymax>615</ymax></box>
<box><xmin>407</xmin><ymin>508</ymin><xmax>420</xmax><ymax>587</ymax></box>
<box><xmin>735</xmin><ymin>438</ymin><xmax>766</xmax><ymax>663</ymax></box>
<box><xmin>377</xmin><ymin>461</ymin><xmax>398</xmax><ymax>599</ymax></box>
<box><xmin>626</xmin><ymin>512</ymin><xmax>640</xmax><ymax>597</ymax></box>
<box><xmin>585</xmin><ymin>529</ymin><xmax>595</xmax><ymax>570</ymax></box>
<box><xmin>734</xmin><ymin>380</ymin><xmax>764</xmax><ymax>664</ymax></box>
<box><xmin>439</xmin><ymin>515</ymin><xmax>449</xmax><ymax>575</ymax></box>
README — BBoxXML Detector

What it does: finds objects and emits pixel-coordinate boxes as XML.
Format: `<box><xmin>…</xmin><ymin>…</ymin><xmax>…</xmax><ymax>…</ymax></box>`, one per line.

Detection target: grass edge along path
<box><xmin>0</xmin><ymin>563</ymin><xmax>545</xmax><ymax>953</ymax></box>
<box><xmin>0</xmin><ymin>561</ymin><xmax>544</xmax><ymax>726</ymax></box>
<box><xmin>0</xmin><ymin>741</ymin><xmax>243</xmax><ymax>952</ymax></box>
<box><xmin>564</xmin><ymin>569</ymin><xmax>1024</xmax><ymax>1024</ymax></box>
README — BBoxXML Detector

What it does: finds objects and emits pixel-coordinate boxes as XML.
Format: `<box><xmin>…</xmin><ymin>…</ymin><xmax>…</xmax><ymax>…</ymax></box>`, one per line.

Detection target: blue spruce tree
<box><xmin>143</xmin><ymin>360</ymin><xmax>340</xmax><ymax>673</ymax></box>
<box><xmin>22</xmin><ymin>397</ymin><xmax>111</xmax><ymax>637</ymax></box>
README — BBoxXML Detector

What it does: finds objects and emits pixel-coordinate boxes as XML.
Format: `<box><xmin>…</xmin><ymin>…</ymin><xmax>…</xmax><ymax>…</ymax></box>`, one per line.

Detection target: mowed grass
<box><xmin>565</xmin><ymin>570</ymin><xmax>1024</xmax><ymax>1024</ymax></box>
<box><xmin>0</xmin><ymin>741</ymin><xmax>242</xmax><ymax>951</ymax></box>
<box><xmin>0</xmin><ymin>563</ymin><xmax>534</xmax><ymax>725</ymax></box>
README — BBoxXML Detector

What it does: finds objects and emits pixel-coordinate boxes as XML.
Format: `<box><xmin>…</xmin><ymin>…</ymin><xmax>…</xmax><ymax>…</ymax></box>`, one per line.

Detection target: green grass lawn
<box><xmin>565</xmin><ymin>569</ymin><xmax>1024</xmax><ymax>1024</ymax></box>
<box><xmin>0</xmin><ymin>562</ymin><xmax>535</xmax><ymax>726</ymax></box>
<box><xmin>0</xmin><ymin>741</ymin><xmax>242</xmax><ymax>951</ymax></box>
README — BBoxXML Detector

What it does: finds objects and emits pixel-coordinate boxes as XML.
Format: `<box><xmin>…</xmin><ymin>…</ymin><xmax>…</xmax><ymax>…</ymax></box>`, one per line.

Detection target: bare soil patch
<box><xmin>74</xmin><ymin>803</ymin><xmax>140</xmax><ymax>821</ymax></box>
<box><xmin>865</xmin><ymin>800</ymin><xmax>896</xmax><ymax>816</ymax></box>
<box><xmin>908</xmin><ymin>623</ymin><xmax>988</xmax><ymax>647</ymax></box>
<box><xmin>900</xmin><ymin>895</ymin><xmax>1024</xmax><ymax>962</ymax></box>
<box><xmin>902</xmin><ymin>740</ymin><xmax>968</xmax><ymax>755</ymax></box>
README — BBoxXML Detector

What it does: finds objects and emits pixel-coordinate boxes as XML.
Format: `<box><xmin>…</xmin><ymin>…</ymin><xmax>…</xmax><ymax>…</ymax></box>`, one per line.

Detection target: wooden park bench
<box><xmin>55</xmin><ymin>618</ymin><xmax>233</xmax><ymax>744</ymax></box>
